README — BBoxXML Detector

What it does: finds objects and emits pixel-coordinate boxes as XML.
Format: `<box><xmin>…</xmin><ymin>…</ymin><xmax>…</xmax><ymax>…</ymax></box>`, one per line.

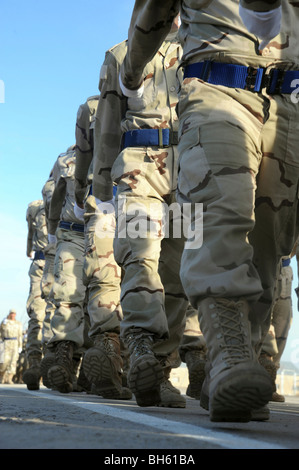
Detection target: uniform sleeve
<box><xmin>74</xmin><ymin>102</ymin><xmax>94</xmax><ymax>205</ymax></box>
<box><xmin>47</xmin><ymin>177</ymin><xmax>67</xmax><ymax>235</ymax></box>
<box><xmin>120</xmin><ymin>0</ymin><xmax>180</xmax><ymax>91</ymax></box>
<box><xmin>92</xmin><ymin>50</ymin><xmax>128</xmax><ymax>201</ymax></box>
<box><xmin>26</xmin><ymin>207</ymin><xmax>34</xmax><ymax>257</ymax></box>
<box><xmin>239</xmin><ymin>0</ymin><xmax>281</xmax><ymax>12</ymax></box>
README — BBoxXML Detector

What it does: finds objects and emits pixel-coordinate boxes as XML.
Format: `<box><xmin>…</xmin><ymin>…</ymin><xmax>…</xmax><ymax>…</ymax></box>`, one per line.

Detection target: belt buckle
<box><xmin>245</xmin><ymin>66</ymin><xmax>259</xmax><ymax>92</ymax></box>
<box><xmin>263</xmin><ymin>68</ymin><xmax>286</xmax><ymax>94</ymax></box>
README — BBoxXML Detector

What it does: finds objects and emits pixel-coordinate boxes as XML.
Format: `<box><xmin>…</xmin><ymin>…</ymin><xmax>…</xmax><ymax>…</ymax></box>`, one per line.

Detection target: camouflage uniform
<box><xmin>74</xmin><ymin>96</ymin><xmax>131</xmax><ymax>399</ymax></box>
<box><xmin>46</xmin><ymin>146</ymin><xmax>91</xmax><ymax>393</ymax></box>
<box><xmin>93</xmin><ymin>30</ymin><xmax>188</xmax><ymax>407</ymax></box>
<box><xmin>40</xmin><ymin>173</ymin><xmax>56</xmax><ymax>346</ymax></box>
<box><xmin>120</xmin><ymin>0</ymin><xmax>299</xmax><ymax>421</ymax></box>
<box><xmin>25</xmin><ymin>200</ymin><xmax>47</xmax><ymax>361</ymax></box>
<box><xmin>0</xmin><ymin>311</ymin><xmax>23</xmax><ymax>383</ymax></box>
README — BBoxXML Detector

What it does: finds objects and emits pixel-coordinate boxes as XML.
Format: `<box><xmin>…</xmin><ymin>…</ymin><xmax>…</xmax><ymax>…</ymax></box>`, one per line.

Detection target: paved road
<box><xmin>0</xmin><ymin>384</ymin><xmax>299</xmax><ymax>454</ymax></box>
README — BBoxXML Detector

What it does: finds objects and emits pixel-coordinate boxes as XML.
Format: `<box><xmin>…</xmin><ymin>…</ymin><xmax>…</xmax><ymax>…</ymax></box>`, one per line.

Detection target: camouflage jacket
<box><xmin>0</xmin><ymin>319</ymin><xmax>23</xmax><ymax>348</ymax></box>
<box><xmin>93</xmin><ymin>32</ymin><xmax>182</xmax><ymax>201</ymax></box>
<box><xmin>120</xmin><ymin>0</ymin><xmax>297</xmax><ymax>92</ymax></box>
<box><xmin>74</xmin><ymin>95</ymin><xmax>99</xmax><ymax>205</ymax></box>
<box><xmin>26</xmin><ymin>200</ymin><xmax>48</xmax><ymax>256</ymax></box>
<box><xmin>42</xmin><ymin>175</ymin><xmax>55</xmax><ymax>223</ymax></box>
<box><xmin>48</xmin><ymin>146</ymin><xmax>82</xmax><ymax>235</ymax></box>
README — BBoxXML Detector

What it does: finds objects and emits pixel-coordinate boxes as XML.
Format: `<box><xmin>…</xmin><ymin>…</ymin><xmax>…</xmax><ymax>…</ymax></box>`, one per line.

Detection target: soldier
<box><xmin>42</xmin><ymin>145</ymin><xmax>88</xmax><ymax>393</ymax></box>
<box><xmin>118</xmin><ymin>0</ymin><xmax>299</xmax><ymax>422</ymax></box>
<box><xmin>39</xmin><ymin>171</ymin><xmax>57</xmax><ymax>388</ymax></box>
<box><xmin>74</xmin><ymin>95</ymin><xmax>131</xmax><ymax>399</ymax></box>
<box><xmin>0</xmin><ymin>309</ymin><xmax>23</xmax><ymax>384</ymax></box>
<box><xmin>93</xmin><ymin>15</ymin><xmax>188</xmax><ymax>408</ymax></box>
<box><xmin>23</xmin><ymin>199</ymin><xmax>48</xmax><ymax>390</ymax></box>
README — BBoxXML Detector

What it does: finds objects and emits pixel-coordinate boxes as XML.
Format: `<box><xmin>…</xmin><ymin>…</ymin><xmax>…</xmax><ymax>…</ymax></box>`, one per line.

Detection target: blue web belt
<box><xmin>4</xmin><ymin>337</ymin><xmax>17</xmax><ymax>340</ymax></box>
<box><xmin>282</xmin><ymin>258</ymin><xmax>291</xmax><ymax>267</ymax></box>
<box><xmin>122</xmin><ymin>128</ymin><xmax>178</xmax><ymax>150</ymax></box>
<box><xmin>34</xmin><ymin>251</ymin><xmax>45</xmax><ymax>261</ymax></box>
<box><xmin>59</xmin><ymin>221</ymin><xmax>85</xmax><ymax>233</ymax></box>
<box><xmin>184</xmin><ymin>61</ymin><xmax>299</xmax><ymax>94</ymax></box>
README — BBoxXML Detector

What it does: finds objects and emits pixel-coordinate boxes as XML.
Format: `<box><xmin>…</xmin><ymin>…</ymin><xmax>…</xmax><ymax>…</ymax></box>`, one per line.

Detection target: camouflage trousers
<box><xmin>0</xmin><ymin>340</ymin><xmax>19</xmax><ymax>375</ymax></box>
<box><xmin>179</xmin><ymin>304</ymin><xmax>206</xmax><ymax>363</ymax></box>
<box><xmin>49</xmin><ymin>227</ymin><xmax>86</xmax><ymax>348</ymax></box>
<box><xmin>83</xmin><ymin>195</ymin><xmax>122</xmax><ymax>338</ymax></box>
<box><xmin>26</xmin><ymin>259</ymin><xmax>46</xmax><ymax>358</ymax></box>
<box><xmin>40</xmin><ymin>243</ymin><xmax>56</xmax><ymax>345</ymax></box>
<box><xmin>177</xmin><ymin>79</ymin><xmax>299</xmax><ymax>344</ymax></box>
<box><xmin>262</xmin><ymin>262</ymin><xmax>293</xmax><ymax>368</ymax></box>
<box><xmin>112</xmin><ymin>145</ymin><xmax>188</xmax><ymax>365</ymax></box>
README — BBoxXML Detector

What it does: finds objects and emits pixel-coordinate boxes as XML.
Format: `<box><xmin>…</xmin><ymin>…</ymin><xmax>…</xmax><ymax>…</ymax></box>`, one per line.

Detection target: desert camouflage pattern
<box><xmin>26</xmin><ymin>200</ymin><xmax>47</xmax><ymax>358</ymax></box>
<box><xmin>48</xmin><ymin>146</ymin><xmax>82</xmax><ymax>235</ymax></box>
<box><xmin>26</xmin><ymin>200</ymin><xmax>48</xmax><ymax>256</ymax></box>
<box><xmin>93</xmin><ymin>34</ymin><xmax>188</xmax><ymax>363</ymax></box>
<box><xmin>121</xmin><ymin>0</ymin><xmax>299</xmax><ymax>346</ymax></box>
<box><xmin>41</xmin><ymin>175</ymin><xmax>56</xmax><ymax>345</ymax></box>
<box><xmin>262</xmin><ymin>258</ymin><xmax>293</xmax><ymax>368</ymax></box>
<box><xmin>74</xmin><ymin>95</ymin><xmax>99</xmax><ymax>205</ymax></box>
<box><xmin>47</xmin><ymin>148</ymin><xmax>87</xmax><ymax>348</ymax></box>
<box><xmin>74</xmin><ymin>95</ymin><xmax>123</xmax><ymax>338</ymax></box>
<box><xmin>0</xmin><ymin>318</ymin><xmax>23</xmax><ymax>375</ymax></box>
<box><xmin>120</xmin><ymin>0</ymin><xmax>299</xmax><ymax>91</ymax></box>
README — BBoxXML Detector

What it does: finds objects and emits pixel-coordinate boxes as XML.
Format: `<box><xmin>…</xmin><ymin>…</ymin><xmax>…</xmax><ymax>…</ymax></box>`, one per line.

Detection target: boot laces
<box><xmin>216</xmin><ymin>302</ymin><xmax>251</xmax><ymax>364</ymax></box>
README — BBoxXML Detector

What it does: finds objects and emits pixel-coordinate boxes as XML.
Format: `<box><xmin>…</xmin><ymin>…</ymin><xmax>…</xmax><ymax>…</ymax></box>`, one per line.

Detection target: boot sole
<box><xmin>48</xmin><ymin>365</ymin><xmax>73</xmax><ymax>393</ymax></box>
<box><xmin>83</xmin><ymin>349</ymin><xmax>132</xmax><ymax>400</ymax></box>
<box><xmin>210</xmin><ymin>372</ymin><xmax>273</xmax><ymax>423</ymax></box>
<box><xmin>128</xmin><ymin>356</ymin><xmax>164</xmax><ymax>407</ymax></box>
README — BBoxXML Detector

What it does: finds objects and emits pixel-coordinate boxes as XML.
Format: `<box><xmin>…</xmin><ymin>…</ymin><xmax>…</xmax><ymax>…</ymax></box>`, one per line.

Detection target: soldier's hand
<box><xmin>239</xmin><ymin>4</ymin><xmax>282</xmax><ymax>51</ymax></box>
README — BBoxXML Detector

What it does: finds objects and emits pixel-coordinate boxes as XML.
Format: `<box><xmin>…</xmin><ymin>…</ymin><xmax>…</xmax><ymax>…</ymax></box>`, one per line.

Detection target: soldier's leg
<box><xmin>23</xmin><ymin>259</ymin><xmax>46</xmax><ymax>390</ymax></box>
<box><xmin>47</xmin><ymin>228</ymin><xmax>86</xmax><ymax>393</ymax></box>
<box><xmin>177</xmin><ymin>80</ymin><xmax>273</xmax><ymax>422</ymax></box>
<box><xmin>179</xmin><ymin>304</ymin><xmax>207</xmax><ymax>399</ymax></box>
<box><xmin>82</xmin><ymin>196</ymin><xmax>131</xmax><ymax>399</ymax></box>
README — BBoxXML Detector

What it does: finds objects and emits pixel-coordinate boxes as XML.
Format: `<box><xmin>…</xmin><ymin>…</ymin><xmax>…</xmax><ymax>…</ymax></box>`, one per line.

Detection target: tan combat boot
<box><xmin>185</xmin><ymin>349</ymin><xmax>207</xmax><ymax>400</ymax></box>
<box><xmin>22</xmin><ymin>353</ymin><xmax>41</xmax><ymax>390</ymax></box>
<box><xmin>125</xmin><ymin>329</ymin><xmax>164</xmax><ymax>407</ymax></box>
<box><xmin>48</xmin><ymin>341</ymin><xmax>75</xmax><ymax>393</ymax></box>
<box><xmin>4</xmin><ymin>373</ymin><xmax>14</xmax><ymax>384</ymax></box>
<box><xmin>158</xmin><ymin>367</ymin><xmax>186</xmax><ymax>408</ymax></box>
<box><xmin>199</xmin><ymin>297</ymin><xmax>273</xmax><ymax>422</ymax></box>
<box><xmin>259</xmin><ymin>353</ymin><xmax>285</xmax><ymax>403</ymax></box>
<box><xmin>83</xmin><ymin>332</ymin><xmax>132</xmax><ymax>400</ymax></box>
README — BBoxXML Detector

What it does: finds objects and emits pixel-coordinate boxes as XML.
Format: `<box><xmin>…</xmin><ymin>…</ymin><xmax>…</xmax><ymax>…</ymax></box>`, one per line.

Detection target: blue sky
<box><xmin>1</xmin><ymin>0</ymin><xmax>299</xmax><ymax>370</ymax></box>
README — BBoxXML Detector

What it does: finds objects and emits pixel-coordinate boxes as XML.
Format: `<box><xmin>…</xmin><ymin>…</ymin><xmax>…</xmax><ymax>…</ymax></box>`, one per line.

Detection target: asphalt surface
<box><xmin>0</xmin><ymin>383</ymin><xmax>298</xmax><ymax>456</ymax></box>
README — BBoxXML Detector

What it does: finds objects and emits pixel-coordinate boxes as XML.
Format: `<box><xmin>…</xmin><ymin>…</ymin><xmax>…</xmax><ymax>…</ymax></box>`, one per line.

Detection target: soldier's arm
<box><xmin>74</xmin><ymin>102</ymin><xmax>94</xmax><ymax>206</ymax></box>
<box><xmin>120</xmin><ymin>0</ymin><xmax>179</xmax><ymax>92</ymax></box>
<box><xmin>240</xmin><ymin>0</ymin><xmax>281</xmax><ymax>12</ymax></box>
<box><xmin>92</xmin><ymin>48</ymin><xmax>128</xmax><ymax>201</ymax></box>
<box><xmin>26</xmin><ymin>208</ymin><xmax>34</xmax><ymax>258</ymax></box>
<box><xmin>47</xmin><ymin>177</ymin><xmax>66</xmax><ymax>235</ymax></box>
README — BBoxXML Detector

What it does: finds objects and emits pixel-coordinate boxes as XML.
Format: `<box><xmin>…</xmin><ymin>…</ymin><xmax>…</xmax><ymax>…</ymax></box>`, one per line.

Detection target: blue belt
<box><xmin>122</xmin><ymin>128</ymin><xmax>178</xmax><ymax>150</ymax></box>
<box><xmin>184</xmin><ymin>61</ymin><xmax>299</xmax><ymax>94</ymax></box>
<box><xmin>34</xmin><ymin>251</ymin><xmax>45</xmax><ymax>261</ymax></box>
<box><xmin>4</xmin><ymin>337</ymin><xmax>17</xmax><ymax>340</ymax></box>
<box><xmin>59</xmin><ymin>221</ymin><xmax>85</xmax><ymax>233</ymax></box>
<box><xmin>282</xmin><ymin>258</ymin><xmax>291</xmax><ymax>267</ymax></box>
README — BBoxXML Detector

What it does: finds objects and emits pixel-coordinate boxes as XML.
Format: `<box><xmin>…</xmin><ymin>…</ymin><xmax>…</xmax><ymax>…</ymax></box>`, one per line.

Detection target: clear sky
<box><xmin>0</xmin><ymin>0</ymin><xmax>299</xmax><ymax>371</ymax></box>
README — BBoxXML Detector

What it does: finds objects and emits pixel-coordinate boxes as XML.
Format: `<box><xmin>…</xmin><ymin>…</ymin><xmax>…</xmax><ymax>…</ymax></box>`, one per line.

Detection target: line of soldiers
<box><xmin>18</xmin><ymin>0</ymin><xmax>299</xmax><ymax>424</ymax></box>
